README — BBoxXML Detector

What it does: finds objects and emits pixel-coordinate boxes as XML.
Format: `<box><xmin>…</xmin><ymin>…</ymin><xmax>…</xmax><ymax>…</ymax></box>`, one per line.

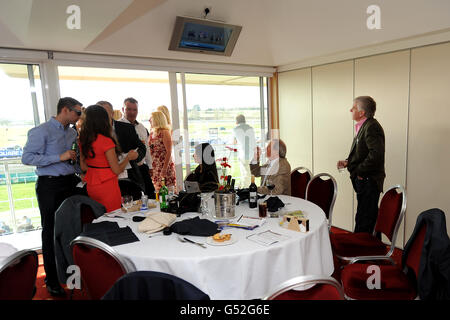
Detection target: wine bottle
<box><xmin>230</xmin><ymin>179</ymin><xmax>235</xmax><ymax>191</ymax></box>
<box><xmin>249</xmin><ymin>175</ymin><xmax>257</xmax><ymax>208</ymax></box>
<box><xmin>159</xmin><ymin>178</ymin><xmax>169</xmax><ymax>209</ymax></box>
<box><xmin>69</xmin><ymin>141</ymin><xmax>77</xmax><ymax>165</ymax></box>
<box><xmin>225</xmin><ymin>175</ymin><xmax>232</xmax><ymax>192</ymax></box>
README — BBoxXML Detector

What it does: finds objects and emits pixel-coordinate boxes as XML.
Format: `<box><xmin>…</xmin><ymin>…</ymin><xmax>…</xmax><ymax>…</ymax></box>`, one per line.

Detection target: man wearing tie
<box><xmin>337</xmin><ymin>96</ymin><xmax>385</xmax><ymax>234</ymax></box>
<box><xmin>22</xmin><ymin>97</ymin><xmax>82</xmax><ymax>296</ymax></box>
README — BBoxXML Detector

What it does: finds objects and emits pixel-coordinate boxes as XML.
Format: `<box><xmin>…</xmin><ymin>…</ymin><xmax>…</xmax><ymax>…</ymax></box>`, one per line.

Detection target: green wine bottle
<box><xmin>159</xmin><ymin>178</ymin><xmax>169</xmax><ymax>209</ymax></box>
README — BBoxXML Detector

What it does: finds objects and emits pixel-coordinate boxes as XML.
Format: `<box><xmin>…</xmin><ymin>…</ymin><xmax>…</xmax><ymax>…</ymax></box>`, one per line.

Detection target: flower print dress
<box><xmin>149</xmin><ymin>129</ymin><xmax>176</xmax><ymax>190</ymax></box>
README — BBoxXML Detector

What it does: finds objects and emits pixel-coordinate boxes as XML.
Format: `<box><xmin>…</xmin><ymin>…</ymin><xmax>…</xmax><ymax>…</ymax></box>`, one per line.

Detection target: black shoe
<box><xmin>46</xmin><ymin>284</ymin><xmax>66</xmax><ymax>297</ymax></box>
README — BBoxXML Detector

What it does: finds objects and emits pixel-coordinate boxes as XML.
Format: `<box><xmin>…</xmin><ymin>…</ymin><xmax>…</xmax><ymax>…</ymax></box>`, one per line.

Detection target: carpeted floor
<box><xmin>32</xmin><ymin>226</ymin><xmax>404</xmax><ymax>300</ymax></box>
<box><xmin>33</xmin><ymin>254</ymin><xmax>90</xmax><ymax>300</ymax></box>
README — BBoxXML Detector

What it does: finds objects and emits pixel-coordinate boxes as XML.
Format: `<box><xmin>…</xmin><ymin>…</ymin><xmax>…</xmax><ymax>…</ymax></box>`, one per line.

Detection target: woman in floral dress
<box><xmin>149</xmin><ymin>111</ymin><xmax>176</xmax><ymax>190</ymax></box>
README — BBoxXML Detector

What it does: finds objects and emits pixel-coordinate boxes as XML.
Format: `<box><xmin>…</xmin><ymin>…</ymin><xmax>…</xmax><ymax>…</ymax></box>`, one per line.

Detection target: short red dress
<box><xmin>82</xmin><ymin>134</ymin><xmax>121</xmax><ymax>213</ymax></box>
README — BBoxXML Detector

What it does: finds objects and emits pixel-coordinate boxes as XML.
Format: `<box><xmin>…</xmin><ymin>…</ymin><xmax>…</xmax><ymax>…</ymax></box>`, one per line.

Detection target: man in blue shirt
<box><xmin>22</xmin><ymin>97</ymin><xmax>82</xmax><ymax>296</ymax></box>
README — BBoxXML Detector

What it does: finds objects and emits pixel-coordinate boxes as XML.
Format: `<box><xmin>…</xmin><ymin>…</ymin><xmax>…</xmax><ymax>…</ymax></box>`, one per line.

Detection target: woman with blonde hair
<box><xmin>157</xmin><ymin>105</ymin><xmax>171</xmax><ymax>129</ymax></box>
<box><xmin>149</xmin><ymin>111</ymin><xmax>176</xmax><ymax>190</ymax></box>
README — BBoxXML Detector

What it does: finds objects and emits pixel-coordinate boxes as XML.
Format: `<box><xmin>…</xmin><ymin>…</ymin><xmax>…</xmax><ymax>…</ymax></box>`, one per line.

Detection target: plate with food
<box><xmin>206</xmin><ymin>232</ymin><xmax>238</xmax><ymax>246</ymax></box>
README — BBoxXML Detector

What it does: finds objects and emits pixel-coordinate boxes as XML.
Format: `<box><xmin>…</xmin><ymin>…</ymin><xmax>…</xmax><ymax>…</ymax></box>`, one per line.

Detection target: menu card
<box><xmin>246</xmin><ymin>230</ymin><xmax>290</xmax><ymax>246</ymax></box>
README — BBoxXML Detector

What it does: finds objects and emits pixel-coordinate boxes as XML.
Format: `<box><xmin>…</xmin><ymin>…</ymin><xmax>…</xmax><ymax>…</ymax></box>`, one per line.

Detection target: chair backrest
<box><xmin>71</xmin><ymin>236</ymin><xmax>135</xmax><ymax>300</ymax></box>
<box><xmin>290</xmin><ymin>167</ymin><xmax>312</xmax><ymax>199</ymax></box>
<box><xmin>263</xmin><ymin>275</ymin><xmax>344</xmax><ymax>300</ymax></box>
<box><xmin>374</xmin><ymin>185</ymin><xmax>406</xmax><ymax>248</ymax></box>
<box><xmin>102</xmin><ymin>270</ymin><xmax>210</xmax><ymax>300</ymax></box>
<box><xmin>0</xmin><ymin>250</ymin><xmax>38</xmax><ymax>300</ymax></box>
<box><xmin>118</xmin><ymin>178</ymin><xmax>143</xmax><ymax>200</ymax></box>
<box><xmin>305</xmin><ymin>173</ymin><xmax>337</xmax><ymax>229</ymax></box>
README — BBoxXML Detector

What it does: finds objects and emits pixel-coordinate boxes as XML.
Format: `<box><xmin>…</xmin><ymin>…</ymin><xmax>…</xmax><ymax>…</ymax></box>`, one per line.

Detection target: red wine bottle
<box><xmin>249</xmin><ymin>175</ymin><xmax>257</xmax><ymax>208</ymax></box>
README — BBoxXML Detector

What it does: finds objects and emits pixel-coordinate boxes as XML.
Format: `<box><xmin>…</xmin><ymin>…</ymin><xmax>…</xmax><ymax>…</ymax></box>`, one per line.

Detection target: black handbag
<box><xmin>162</xmin><ymin>191</ymin><xmax>201</xmax><ymax>216</ymax></box>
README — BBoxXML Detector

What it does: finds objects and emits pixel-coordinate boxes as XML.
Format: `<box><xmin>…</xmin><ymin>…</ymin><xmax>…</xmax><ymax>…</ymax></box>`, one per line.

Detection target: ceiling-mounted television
<box><xmin>169</xmin><ymin>16</ymin><xmax>242</xmax><ymax>56</ymax></box>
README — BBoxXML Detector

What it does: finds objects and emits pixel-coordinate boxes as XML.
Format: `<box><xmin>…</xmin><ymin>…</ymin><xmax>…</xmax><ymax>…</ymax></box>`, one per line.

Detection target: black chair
<box><xmin>119</xmin><ymin>178</ymin><xmax>144</xmax><ymax>200</ymax></box>
<box><xmin>101</xmin><ymin>271</ymin><xmax>210</xmax><ymax>300</ymax></box>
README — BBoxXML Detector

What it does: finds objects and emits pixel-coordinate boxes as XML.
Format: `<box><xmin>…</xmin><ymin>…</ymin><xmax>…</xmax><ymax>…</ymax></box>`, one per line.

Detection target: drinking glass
<box><xmin>121</xmin><ymin>195</ymin><xmax>133</xmax><ymax>212</ymax></box>
<box><xmin>266</xmin><ymin>177</ymin><xmax>275</xmax><ymax>197</ymax></box>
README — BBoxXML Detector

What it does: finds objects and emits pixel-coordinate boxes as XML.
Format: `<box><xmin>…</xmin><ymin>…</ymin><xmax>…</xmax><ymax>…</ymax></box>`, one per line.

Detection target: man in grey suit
<box><xmin>337</xmin><ymin>96</ymin><xmax>385</xmax><ymax>234</ymax></box>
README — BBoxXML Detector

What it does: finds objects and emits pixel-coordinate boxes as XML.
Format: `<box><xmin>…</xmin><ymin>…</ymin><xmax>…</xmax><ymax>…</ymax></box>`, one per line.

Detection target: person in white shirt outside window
<box><xmin>232</xmin><ymin>114</ymin><xmax>257</xmax><ymax>187</ymax></box>
<box><xmin>119</xmin><ymin>97</ymin><xmax>156</xmax><ymax>198</ymax></box>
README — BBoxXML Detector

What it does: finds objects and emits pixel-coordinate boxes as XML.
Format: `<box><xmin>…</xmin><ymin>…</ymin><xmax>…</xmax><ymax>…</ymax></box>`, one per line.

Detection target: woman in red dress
<box><xmin>79</xmin><ymin>105</ymin><xmax>138</xmax><ymax>212</ymax></box>
<box><xmin>149</xmin><ymin>111</ymin><xmax>176</xmax><ymax>191</ymax></box>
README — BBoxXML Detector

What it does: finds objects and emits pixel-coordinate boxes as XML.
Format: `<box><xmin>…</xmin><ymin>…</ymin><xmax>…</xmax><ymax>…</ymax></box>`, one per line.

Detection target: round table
<box><xmin>95</xmin><ymin>195</ymin><xmax>334</xmax><ymax>300</ymax></box>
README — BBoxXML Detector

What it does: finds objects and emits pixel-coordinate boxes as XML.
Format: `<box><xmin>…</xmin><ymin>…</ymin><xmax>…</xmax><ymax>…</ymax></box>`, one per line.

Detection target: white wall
<box><xmin>279</xmin><ymin>42</ymin><xmax>450</xmax><ymax>247</ymax></box>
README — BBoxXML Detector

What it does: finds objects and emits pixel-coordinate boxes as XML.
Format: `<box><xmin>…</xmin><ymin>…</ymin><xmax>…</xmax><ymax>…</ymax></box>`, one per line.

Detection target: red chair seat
<box><xmin>331</xmin><ymin>232</ymin><xmax>388</xmax><ymax>257</ymax></box>
<box><xmin>341</xmin><ymin>263</ymin><xmax>417</xmax><ymax>300</ymax></box>
<box><xmin>273</xmin><ymin>284</ymin><xmax>343</xmax><ymax>300</ymax></box>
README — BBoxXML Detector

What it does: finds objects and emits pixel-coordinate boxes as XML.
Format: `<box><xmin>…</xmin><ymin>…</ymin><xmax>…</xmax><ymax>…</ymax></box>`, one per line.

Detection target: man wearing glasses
<box><xmin>22</xmin><ymin>97</ymin><xmax>83</xmax><ymax>297</ymax></box>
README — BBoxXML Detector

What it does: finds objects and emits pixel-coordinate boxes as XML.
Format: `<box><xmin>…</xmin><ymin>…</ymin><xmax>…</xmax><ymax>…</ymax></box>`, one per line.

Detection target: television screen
<box><xmin>169</xmin><ymin>16</ymin><xmax>242</xmax><ymax>56</ymax></box>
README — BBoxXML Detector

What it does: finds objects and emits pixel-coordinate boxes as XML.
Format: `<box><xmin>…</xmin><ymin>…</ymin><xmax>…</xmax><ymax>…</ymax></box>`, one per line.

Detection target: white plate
<box><xmin>206</xmin><ymin>233</ymin><xmax>238</xmax><ymax>246</ymax></box>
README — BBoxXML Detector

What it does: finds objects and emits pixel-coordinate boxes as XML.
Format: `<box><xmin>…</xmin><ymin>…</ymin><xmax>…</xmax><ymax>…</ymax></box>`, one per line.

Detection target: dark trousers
<box><xmin>139</xmin><ymin>163</ymin><xmax>155</xmax><ymax>198</ymax></box>
<box><xmin>36</xmin><ymin>174</ymin><xmax>78</xmax><ymax>286</ymax></box>
<box><xmin>352</xmin><ymin>176</ymin><xmax>381</xmax><ymax>234</ymax></box>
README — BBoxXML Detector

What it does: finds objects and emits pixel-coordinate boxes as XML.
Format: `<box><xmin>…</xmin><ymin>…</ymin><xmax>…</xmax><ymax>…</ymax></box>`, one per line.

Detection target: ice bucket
<box><xmin>213</xmin><ymin>192</ymin><xmax>236</xmax><ymax>219</ymax></box>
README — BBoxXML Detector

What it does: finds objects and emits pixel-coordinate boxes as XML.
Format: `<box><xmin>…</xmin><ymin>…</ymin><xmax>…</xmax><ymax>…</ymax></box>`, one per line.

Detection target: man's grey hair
<box><xmin>271</xmin><ymin>139</ymin><xmax>287</xmax><ymax>158</ymax></box>
<box><xmin>354</xmin><ymin>96</ymin><xmax>376</xmax><ymax>118</ymax></box>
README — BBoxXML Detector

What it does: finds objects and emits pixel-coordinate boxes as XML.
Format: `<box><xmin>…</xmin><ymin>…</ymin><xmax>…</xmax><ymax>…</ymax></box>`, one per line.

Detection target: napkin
<box><xmin>265</xmin><ymin>196</ymin><xmax>285</xmax><ymax>212</ymax></box>
<box><xmin>81</xmin><ymin>221</ymin><xmax>139</xmax><ymax>246</ymax></box>
<box><xmin>169</xmin><ymin>217</ymin><xmax>220</xmax><ymax>236</ymax></box>
<box><xmin>138</xmin><ymin>212</ymin><xmax>176</xmax><ymax>234</ymax></box>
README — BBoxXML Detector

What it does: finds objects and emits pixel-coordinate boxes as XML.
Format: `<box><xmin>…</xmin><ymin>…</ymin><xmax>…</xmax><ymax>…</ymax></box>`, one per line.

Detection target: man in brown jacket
<box><xmin>337</xmin><ymin>96</ymin><xmax>385</xmax><ymax>234</ymax></box>
<box><xmin>250</xmin><ymin>139</ymin><xmax>291</xmax><ymax>196</ymax></box>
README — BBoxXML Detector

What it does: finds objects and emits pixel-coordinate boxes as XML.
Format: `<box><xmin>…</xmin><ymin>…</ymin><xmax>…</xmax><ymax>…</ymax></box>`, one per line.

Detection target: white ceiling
<box><xmin>1</xmin><ymin>0</ymin><xmax>450</xmax><ymax>68</ymax></box>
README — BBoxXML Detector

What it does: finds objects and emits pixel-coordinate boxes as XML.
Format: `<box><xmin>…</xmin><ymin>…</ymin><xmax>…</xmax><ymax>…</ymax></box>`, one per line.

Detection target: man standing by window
<box><xmin>119</xmin><ymin>97</ymin><xmax>155</xmax><ymax>197</ymax></box>
<box><xmin>22</xmin><ymin>97</ymin><xmax>82</xmax><ymax>296</ymax></box>
<box><xmin>233</xmin><ymin>114</ymin><xmax>256</xmax><ymax>187</ymax></box>
<box><xmin>337</xmin><ymin>96</ymin><xmax>385</xmax><ymax>234</ymax></box>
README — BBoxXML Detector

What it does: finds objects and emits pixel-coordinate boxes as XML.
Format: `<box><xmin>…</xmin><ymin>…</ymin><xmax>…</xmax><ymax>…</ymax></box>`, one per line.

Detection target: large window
<box><xmin>177</xmin><ymin>73</ymin><xmax>268</xmax><ymax>188</ymax></box>
<box><xmin>58</xmin><ymin>66</ymin><xmax>171</xmax><ymax>123</ymax></box>
<box><xmin>0</xmin><ymin>63</ymin><xmax>46</xmax><ymax>249</ymax></box>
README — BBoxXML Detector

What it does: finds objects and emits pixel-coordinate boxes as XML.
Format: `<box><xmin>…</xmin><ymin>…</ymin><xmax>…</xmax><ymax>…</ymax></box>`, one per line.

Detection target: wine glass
<box><xmin>121</xmin><ymin>195</ymin><xmax>133</xmax><ymax>212</ymax></box>
<box><xmin>266</xmin><ymin>177</ymin><xmax>275</xmax><ymax>197</ymax></box>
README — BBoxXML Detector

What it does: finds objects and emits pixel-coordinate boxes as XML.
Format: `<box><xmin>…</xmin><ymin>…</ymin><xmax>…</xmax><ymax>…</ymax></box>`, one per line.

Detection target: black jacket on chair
<box><xmin>101</xmin><ymin>271</ymin><xmax>210</xmax><ymax>300</ymax></box>
<box><xmin>402</xmin><ymin>208</ymin><xmax>450</xmax><ymax>300</ymax></box>
<box><xmin>54</xmin><ymin>195</ymin><xmax>106</xmax><ymax>283</ymax></box>
<box><xmin>113</xmin><ymin>120</ymin><xmax>146</xmax><ymax>190</ymax></box>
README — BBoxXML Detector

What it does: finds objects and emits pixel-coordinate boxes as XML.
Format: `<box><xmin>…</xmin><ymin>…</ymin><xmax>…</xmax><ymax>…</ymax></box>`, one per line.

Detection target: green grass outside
<box><xmin>0</xmin><ymin>182</ymin><xmax>37</xmax><ymax>212</ymax></box>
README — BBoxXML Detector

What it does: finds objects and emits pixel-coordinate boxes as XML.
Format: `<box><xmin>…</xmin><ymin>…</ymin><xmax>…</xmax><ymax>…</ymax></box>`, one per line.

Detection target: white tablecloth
<box><xmin>0</xmin><ymin>242</ymin><xmax>18</xmax><ymax>265</ymax></box>
<box><xmin>94</xmin><ymin>195</ymin><xmax>334</xmax><ymax>300</ymax></box>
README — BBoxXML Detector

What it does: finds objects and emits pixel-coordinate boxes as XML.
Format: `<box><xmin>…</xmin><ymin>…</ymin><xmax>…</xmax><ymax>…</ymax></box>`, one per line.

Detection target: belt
<box><xmin>38</xmin><ymin>174</ymin><xmax>76</xmax><ymax>179</ymax></box>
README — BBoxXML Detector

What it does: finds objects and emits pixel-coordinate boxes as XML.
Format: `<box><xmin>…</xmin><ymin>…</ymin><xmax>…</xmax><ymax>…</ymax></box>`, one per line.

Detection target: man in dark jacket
<box><xmin>97</xmin><ymin>101</ymin><xmax>146</xmax><ymax>192</ymax></box>
<box><xmin>337</xmin><ymin>96</ymin><xmax>385</xmax><ymax>234</ymax></box>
